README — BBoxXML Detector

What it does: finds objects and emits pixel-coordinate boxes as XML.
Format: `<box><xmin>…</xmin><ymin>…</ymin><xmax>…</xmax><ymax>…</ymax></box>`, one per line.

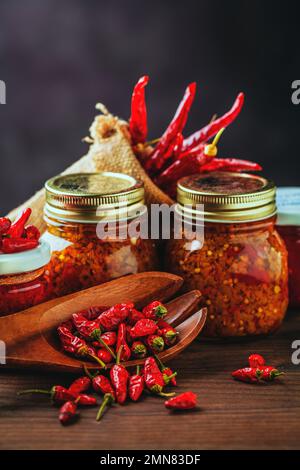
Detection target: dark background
<box><xmin>0</xmin><ymin>0</ymin><xmax>299</xmax><ymax>214</ymax></box>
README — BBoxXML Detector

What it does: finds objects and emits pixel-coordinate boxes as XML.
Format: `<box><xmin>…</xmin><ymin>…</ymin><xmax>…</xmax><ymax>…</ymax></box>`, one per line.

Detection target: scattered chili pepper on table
<box><xmin>59</xmin><ymin>400</ymin><xmax>78</xmax><ymax>425</ymax></box>
<box><xmin>232</xmin><ymin>367</ymin><xmax>262</xmax><ymax>383</ymax></box>
<box><xmin>18</xmin><ymin>385</ymin><xmax>75</xmax><ymax>404</ymax></box>
<box><xmin>248</xmin><ymin>354</ymin><xmax>265</xmax><ymax>368</ymax></box>
<box><xmin>144</xmin><ymin>357</ymin><xmax>175</xmax><ymax>398</ymax></box>
<box><xmin>260</xmin><ymin>366</ymin><xmax>284</xmax><ymax>381</ymax></box>
<box><xmin>155</xmin><ymin>354</ymin><xmax>177</xmax><ymax>387</ymax></box>
<box><xmin>68</xmin><ymin>376</ymin><xmax>91</xmax><ymax>396</ymax></box>
<box><xmin>165</xmin><ymin>392</ymin><xmax>197</xmax><ymax>410</ymax></box>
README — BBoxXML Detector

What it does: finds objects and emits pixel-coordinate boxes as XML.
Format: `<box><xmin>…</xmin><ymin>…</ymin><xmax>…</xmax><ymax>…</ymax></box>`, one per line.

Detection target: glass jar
<box><xmin>165</xmin><ymin>172</ymin><xmax>289</xmax><ymax>337</ymax></box>
<box><xmin>0</xmin><ymin>240</ymin><xmax>51</xmax><ymax>316</ymax></box>
<box><xmin>43</xmin><ymin>172</ymin><xmax>159</xmax><ymax>299</ymax></box>
<box><xmin>276</xmin><ymin>187</ymin><xmax>300</xmax><ymax>308</ymax></box>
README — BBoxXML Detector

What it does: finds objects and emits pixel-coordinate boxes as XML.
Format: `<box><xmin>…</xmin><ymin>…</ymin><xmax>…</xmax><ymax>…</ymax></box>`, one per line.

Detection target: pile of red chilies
<box><xmin>0</xmin><ymin>208</ymin><xmax>40</xmax><ymax>254</ymax></box>
<box><xmin>232</xmin><ymin>354</ymin><xmax>284</xmax><ymax>383</ymax></box>
<box><xmin>129</xmin><ymin>76</ymin><xmax>261</xmax><ymax>197</ymax></box>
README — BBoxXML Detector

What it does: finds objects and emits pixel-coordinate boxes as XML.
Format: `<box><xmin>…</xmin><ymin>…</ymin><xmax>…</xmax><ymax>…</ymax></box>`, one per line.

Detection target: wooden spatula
<box><xmin>0</xmin><ymin>272</ymin><xmax>206</xmax><ymax>372</ymax></box>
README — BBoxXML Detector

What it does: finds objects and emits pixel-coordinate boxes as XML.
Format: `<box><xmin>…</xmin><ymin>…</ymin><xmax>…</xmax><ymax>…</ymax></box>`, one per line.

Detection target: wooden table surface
<box><xmin>0</xmin><ymin>310</ymin><xmax>300</xmax><ymax>450</ymax></box>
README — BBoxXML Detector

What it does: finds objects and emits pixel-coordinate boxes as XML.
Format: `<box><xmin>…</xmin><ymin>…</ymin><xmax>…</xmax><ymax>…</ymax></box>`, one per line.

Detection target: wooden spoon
<box><xmin>0</xmin><ymin>272</ymin><xmax>206</xmax><ymax>372</ymax></box>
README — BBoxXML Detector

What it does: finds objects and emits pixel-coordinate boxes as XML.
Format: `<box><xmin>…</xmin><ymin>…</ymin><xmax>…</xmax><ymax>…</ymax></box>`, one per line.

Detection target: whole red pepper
<box><xmin>155</xmin><ymin>354</ymin><xmax>177</xmax><ymax>386</ymax></box>
<box><xmin>75</xmin><ymin>394</ymin><xmax>97</xmax><ymax>406</ymax></box>
<box><xmin>7</xmin><ymin>208</ymin><xmax>32</xmax><ymax>238</ymax></box>
<box><xmin>165</xmin><ymin>392</ymin><xmax>197</xmax><ymax>410</ymax></box>
<box><xmin>129</xmin><ymin>366</ymin><xmax>144</xmax><ymax>402</ymax></box>
<box><xmin>99</xmin><ymin>331</ymin><xmax>117</xmax><ymax>347</ymax></box>
<box><xmin>97</xmin><ymin>348</ymin><xmax>114</xmax><ymax>364</ymax></box>
<box><xmin>59</xmin><ymin>400</ymin><xmax>78</xmax><ymax>425</ymax></box>
<box><xmin>142</xmin><ymin>301</ymin><xmax>168</xmax><ymax>320</ymax></box>
<box><xmin>129</xmin><ymin>75</ymin><xmax>149</xmax><ymax>145</ymax></box>
<box><xmin>248</xmin><ymin>354</ymin><xmax>265</xmax><ymax>368</ymax></box>
<box><xmin>127</xmin><ymin>308</ymin><xmax>145</xmax><ymax>326</ymax></box>
<box><xmin>232</xmin><ymin>367</ymin><xmax>263</xmax><ymax>383</ymax></box>
<box><xmin>97</xmin><ymin>303</ymin><xmax>133</xmax><ymax>331</ymax></box>
<box><xmin>110</xmin><ymin>346</ymin><xmax>130</xmax><ymax>405</ymax></box>
<box><xmin>116</xmin><ymin>323</ymin><xmax>131</xmax><ymax>361</ymax></box>
<box><xmin>130</xmin><ymin>319</ymin><xmax>159</xmax><ymax>339</ymax></box>
<box><xmin>145</xmin><ymin>82</ymin><xmax>196</xmax><ymax>172</ymax></box>
<box><xmin>143</xmin><ymin>357</ymin><xmax>175</xmax><ymax>397</ymax></box>
<box><xmin>181</xmin><ymin>92</ymin><xmax>244</xmax><ymax>153</ymax></box>
<box><xmin>1</xmin><ymin>237</ymin><xmax>38</xmax><ymax>254</ymax></box>
<box><xmin>24</xmin><ymin>224</ymin><xmax>41</xmax><ymax>240</ymax></box>
<box><xmin>160</xmin><ymin>326</ymin><xmax>179</xmax><ymax>346</ymax></box>
<box><xmin>200</xmin><ymin>157</ymin><xmax>262</xmax><ymax>173</ymax></box>
<box><xmin>131</xmin><ymin>341</ymin><xmax>147</xmax><ymax>358</ymax></box>
<box><xmin>68</xmin><ymin>376</ymin><xmax>91</xmax><ymax>396</ymax></box>
<box><xmin>0</xmin><ymin>217</ymin><xmax>11</xmax><ymax>235</ymax></box>
<box><xmin>146</xmin><ymin>334</ymin><xmax>165</xmax><ymax>353</ymax></box>
<box><xmin>83</xmin><ymin>364</ymin><xmax>116</xmax><ymax>398</ymax></box>
<box><xmin>72</xmin><ymin>313</ymin><xmax>116</xmax><ymax>359</ymax></box>
<box><xmin>18</xmin><ymin>385</ymin><xmax>74</xmax><ymax>404</ymax></box>
<box><xmin>260</xmin><ymin>366</ymin><xmax>284</xmax><ymax>381</ymax></box>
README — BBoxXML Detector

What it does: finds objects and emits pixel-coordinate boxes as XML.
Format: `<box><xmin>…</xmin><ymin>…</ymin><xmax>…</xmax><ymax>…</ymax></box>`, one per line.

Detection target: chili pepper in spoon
<box><xmin>131</xmin><ymin>341</ymin><xmax>147</xmax><ymax>358</ymax></box>
<box><xmin>165</xmin><ymin>392</ymin><xmax>197</xmax><ymax>410</ymax></box>
<box><xmin>129</xmin><ymin>366</ymin><xmax>144</xmax><ymax>402</ymax></box>
<box><xmin>116</xmin><ymin>323</ymin><xmax>131</xmax><ymax>361</ymax></box>
<box><xmin>142</xmin><ymin>301</ymin><xmax>168</xmax><ymax>320</ymax></box>
<box><xmin>97</xmin><ymin>348</ymin><xmax>114</xmax><ymax>364</ymax></box>
<box><xmin>146</xmin><ymin>334</ymin><xmax>165</xmax><ymax>353</ymax></box>
<box><xmin>97</xmin><ymin>303</ymin><xmax>133</xmax><ymax>331</ymax></box>
<box><xmin>130</xmin><ymin>319</ymin><xmax>159</xmax><ymax>339</ymax></box>
<box><xmin>129</xmin><ymin>75</ymin><xmax>149</xmax><ymax>145</ymax></box>
<box><xmin>110</xmin><ymin>346</ymin><xmax>130</xmax><ymax>405</ymax></box>
<box><xmin>127</xmin><ymin>308</ymin><xmax>145</xmax><ymax>326</ymax></box>
<box><xmin>18</xmin><ymin>385</ymin><xmax>75</xmax><ymax>404</ymax></box>
<box><xmin>7</xmin><ymin>208</ymin><xmax>32</xmax><ymax>238</ymax></box>
<box><xmin>144</xmin><ymin>357</ymin><xmax>175</xmax><ymax>398</ymax></box>
<box><xmin>72</xmin><ymin>313</ymin><xmax>116</xmax><ymax>359</ymax></box>
<box><xmin>99</xmin><ymin>331</ymin><xmax>117</xmax><ymax>347</ymax></box>
<box><xmin>160</xmin><ymin>325</ymin><xmax>179</xmax><ymax>346</ymax></box>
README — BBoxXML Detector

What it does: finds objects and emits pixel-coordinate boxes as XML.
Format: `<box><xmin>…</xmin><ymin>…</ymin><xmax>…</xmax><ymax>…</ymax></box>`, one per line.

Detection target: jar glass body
<box><xmin>43</xmin><ymin>217</ymin><xmax>159</xmax><ymax>299</ymax></box>
<box><xmin>277</xmin><ymin>225</ymin><xmax>300</xmax><ymax>308</ymax></box>
<box><xmin>0</xmin><ymin>268</ymin><xmax>50</xmax><ymax>316</ymax></box>
<box><xmin>165</xmin><ymin>215</ymin><xmax>288</xmax><ymax>337</ymax></box>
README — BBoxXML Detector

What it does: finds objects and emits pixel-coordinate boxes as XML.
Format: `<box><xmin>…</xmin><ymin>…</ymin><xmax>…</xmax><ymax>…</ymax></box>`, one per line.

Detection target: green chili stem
<box><xmin>158</xmin><ymin>391</ymin><xmax>176</xmax><ymax>398</ymax></box>
<box><xmin>96</xmin><ymin>394</ymin><xmax>112</xmax><ymax>421</ymax></box>
<box><xmin>165</xmin><ymin>372</ymin><xmax>177</xmax><ymax>382</ymax></box>
<box><xmin>98</xmin><ymin>337</ymin><xmax>116</xmax><ymax>359</ymax></box>
<box><xmin>154</xmin><ymin>354</ymin><xmax>164</xmax><ymax>370</ymax></box>
<box><xmin>82</xmin><ymin>364</ymin><xmax>95</xmax><ymax>379</ymax></box>
<box><xmin>136</xmin><ymin>365</ymin><xmax>140</xmax><ymax>376</ymax></box>
<box><xmin>89</xmin><ymin>354</ymin><xmax>107</xmax><ymax>369</ymax></box>
<box><xmin>17</xmin><ymin>389</ymin><xmax>51</xmax><ymax>396</ymax></box>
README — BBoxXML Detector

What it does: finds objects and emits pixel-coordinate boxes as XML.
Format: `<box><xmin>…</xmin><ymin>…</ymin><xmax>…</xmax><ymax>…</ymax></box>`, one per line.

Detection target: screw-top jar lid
<box><xmin>0</xmin><ymin>240</ymin><xmax>51</xmax><ymax>276</ymax></box>
<box><xmin>276</xmin><ymin>187</ymin><xmax>300</xmax><ymax>226</ymax></box>
<box><xmin>176</xmin><ymin>172</ymin><xmax>276</xmax><ymax>223</ymax></box>
<box><xmin>44</xmin><ymin>172</ymin><xmax>145</xmax><ymax>223</ymax></box>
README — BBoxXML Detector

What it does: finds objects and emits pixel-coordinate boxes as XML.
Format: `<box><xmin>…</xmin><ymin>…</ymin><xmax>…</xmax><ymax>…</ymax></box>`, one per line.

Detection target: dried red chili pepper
<box><xmin>127</xmin><ymin>308</ymin><xmax>145</xmax><ymax>326</ymax></box>
<box><xmin>7</xmin><ymin>208</ymin><xmax>32</xmax><ymax>238</ymax></box>
<box><xmin>181</xmin><ymin>92</ymin><xmax>244</xmax><ymax>153</ymax></box>
<box><xmin>231</xmin><ymin>367</ymin><xmax>263</xmax><ymax>383</ymax></box>
<box><xmin>68</xmin><ymin>376</ymin><xmax>91</xmax><ymax>396</ymax></box>
<box><xmin>165</xmin><ymin>392</ymin><xmax>197</xmax><ymax>410</ymax></box>
<box><xmin>76</xmin><ymin>394</ymin><xmax>97</xmax><ymax>406</ymax></box>
<box><xmin>260</xmin><ymin>366</ymin><xmax>284</xmax><ymax>381</ymax></box>
<box><xmin>142</xmin><ymin>301</ymin><xmax>167</xmax><ymax>320</ymax></box>
<box><xmin>143</xmin><ymin>357</ymin><xmax>175</xmax><ymax>397</ymax></box>
<box><xmin>131</xmin><ymin>340</ymin><xmax>147</xmax><ymax>358</ymax></box>
<box><xmin>130</xmin><ymin>319</ymin><xmax>159</xmax><ymax>339</ymax></box>
<box><xmin>18</xmin><ymin>385</ymin><xmax>74</xmax><ymax>404</ymax></box>
<box><xmin>57</xmin><ymin>326</ymin><xmax>106</xmax><ymax>368</ymax></box>
<box><xmin>96</xmin><ymin>393</ymin><xmax>115</xmax><ymax>421</ymax></box>
<box><xmin>99</xmin><ymin>331</ymin><xmax>117</xmax><ymax>347</ymax></box>
<box><xmin>97</xmin><ymin>348</ymin><xmax>114</xmax><ymax>364</ymax></box>
<box><xmin>155</xmin><ymin>354</ymin><xmax>177</xmax><ymax>386</ymax></box>
<box><xmin>83</xmin><ymin>364</ymin><xmax>116</xmax><ymax>398</ymax></box>
<box><xmin>129</xmin><ymin>75</ymin><xmax>149</xmax><ymax>145</ymax></box>
<box><xmin>145</xmin><ymin>82</ymin><xmax>196</xmax><ymax>172</ymax></box>
<box><xmin>59</xmin><ymin>400</ymin><xmax>78</xmax><ymax>425</ymax></box>
<box><xmin>248</xmin><ymin>354</ymin><xmax>265</xmax><ymax>368</ymax></box>
<box><xmin>98</xmin><ymin>303</ymin><xmax>133</xmax><ymax>331</ymax></box>
<box><xmin>24</xmin><ymin>224</ymin><xmax>41</xmax><ymax>240</ymax></box>
<box><xmin>79</xmin><ymin>306</ymin><xmax>107</xmax><ymax>320</ymax></box>
<box><xmin>160</xmin><ymin>326</ymin><xmax>179</xmax><ymax>346</ymax></box>
<box><xmin>116</xmin><ymin>323</ymin><xmax>131</xmax><ymax>361</ymax></box>
<box><xmin>146</xmin><ymin>334</ymin><xmax>165</xmax><ymax>352</ymax></box>
<box><xmin>0</xmin><ymin>217</ymin><xmax>11</xmax><ymax>235</ymax></box>
<box><xmin>110</xmin><ymin>346</ymin><xmax>130</xmax><ymax>405</ymax></box>
<box><xmin>200</xmin><ymin>157</ymin><xmax>262</xmax><ymax>173</ymax></box>
<box><xmin>129</xmin><ymin>366</ymin><xmax>144</xmax><ymax>402</ymax></box>
<box><xmin>1</xmin><ymin>237</ymin><xmax>39</xmax><ymax>254</ymax></box>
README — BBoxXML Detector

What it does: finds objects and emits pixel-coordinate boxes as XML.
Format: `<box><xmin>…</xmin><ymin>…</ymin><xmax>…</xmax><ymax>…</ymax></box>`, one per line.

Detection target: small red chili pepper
<box><xmin>18</xmin><ymin>385</ymin><xmax>74</xmax><ymax>404</ymax></box>
<box><xmin>248</xmin><ymin>354</ymin><xmax>265</xmax><ymax>368</ymax></box>
<box><xmin>165</xmin><ymin>392</ymin><xmax>197</xmax><ymax>410</ymax></box>
<box><xmin>116</xmin><ymin>323</ymin><xmax>131</xmax><ymax>361</ymax></box>
<box><xmin>59</xmin><ymin>400</ymin><xmax>78</xmax><ymax>425</ymax></box>
<box><xmin>160</xmin><ymin>326</ymin><xmax>179</xmax><ymax>346</ymax></box>
<box><xmin>1</xmin><ymin>237</ymin><xmax>38</xmax><ymax>254</ymax></box>
<box><xmin>99</xmin><ymin>331</ymin><xmax>117</xmax><ymax>347</ymax></box>
<box><xmin>57</xmin><ymin>326</ymin><xmax>107</xmax><ymax>368</ymax></box>
<box><xmin>68</xmin><ymin>376</ymin><xmax>91</xmax><ymax>396</ymax></box>
<box><xmin>0</xmin><ymin>217</ymin><xmax>11</xmax><ymax>235</ymax></box>
<box><xmin>24</xmin><ymin>224</ymin><xmax>41</xmax><ymax>240</ymax></box>
<box><xmin>96</xmin><ymin>392</ymin><xmax>115</xmax><ymax>421</ymax></box>
<box><xmin>260</xmin><ymin>366</ymin><xmax>284</xmax><ymax>381</ymax></box>
<box><xmin>83</xmin><ymin>364</ymin><xmax>115</xmax><ymax>398</ymax></box>
<box><xmin>7</xmin><ymin>208</ymin><xmax>32</xmax><ymax>238</ymax></box>
<box><xmin>72</xmin><ymin>313</ymin><xmax>116</xmax><ymax>359</ymax></box>
<box><xmin>142</xmin><ymin>301</ymin><xmax>168</xmax><ymax>320</ymax></box>
<box><xmin>146</xmin><ymin>334</ymin><xmax>165</xmax><ymax>353</ymax></box>
<box><xmin>200</xmin><ymin>157</ymin><xmax>262</xmax><ymax>173</ymax></box>
<box><xmin>129</xmin><ymin>365</ymin><xmax>144</xmax><ymax>402</ymax></box>
<box><xmin>146</xmin><ymin>82</ymin><xmax>196</xmax><ymax>173</ymax></box>
<box><xmin>143</xmin><ymin>357</ymin><xmax>175</xmax><ymax>398</ymax></box>
<box><xmin>110</xmin><ymin>346</ymin><xmax>130</xmax><ymax>405</ymax></box>
<box><xmin>129</xmin><ymin>75</ymin><xmax>149</xmax><ymax>145</ymax></box>
<box><xmin>181</xmin><ymin>92</ymin><xmax>244</xmax><ymax>153</ymax></box>
<box><xmin>127</xmin><ymin>308</ymin><xmax>145</xmax><ymax>326</ymax></box>
<box><xmin>232</xmin><ymin>367</ymin><xmax>263</xmax><ymax>383</ymax></box>
<box><xmin>97</xmin><ymin>348</ymin><xmax>114</xmax><ymax>364</ymax></box>
<box><xmin>131</xmin><ymin>340</ymin><xmax>147</xmax><ymax>358</ymax></box>
<box><xmin>155</xmin><ymin>354</ymin><xmax>177</xmax><ymax>386</ymax></box>
<box><xmin>75</xmin><ymin>394</ymin><xmax>97</xmax><ymax>406</ymax></box>
<box><xmin>130</xmin><ymin>319</ymin><xmax>159</xmax><ymax>339</ymax></box>
<box><xmin>98</xmin><ymin>303</ymin><xmax>133</xmax><ymax>331</ymax></box>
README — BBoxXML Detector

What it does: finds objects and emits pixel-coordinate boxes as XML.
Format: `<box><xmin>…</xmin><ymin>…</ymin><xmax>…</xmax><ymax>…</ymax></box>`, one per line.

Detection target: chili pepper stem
<box><xmin>17</xmin><ymin>389</ymin><xmax>51</xmax><ymax>396</ymax></box>
<box><xmin>165</xmin><ymin>372</ymin><xmax>177</xmax><ymax>381</ymax></box>
<box><xmin>96</xmin><ymin>394</ymin><xmax>113</xmax><ymax>421</ymax></box>
<box><xmin>154</xmin><ymin>354</ymin><xmax>164</xmax><ymax>370</ymax></box>
<box><xmin>204</xmin><ymin>127</ymin><xmax>225</xmax><ymax>157</ymax></box>
<box><xmin>158</xmin><ymin>392</ymin><xmax>176</xmax><ymax>398</ymax></box>
<box><xmin>82</xmin><ymin>364</ymin><xmax>95</xmax><ymax>380</ymax></box>
<box><xmin>89</xmin><ymin>354</ymin><xmax>107</xmax><ymax>369</ymax></box>
<box><xmin>136</xmin><ymin>365</ymin><xmax>140</xmax><ymax>375</ymax></box>
<box><xmin>98</xmin><ymin>337</ymin><xmax>116</xmax><ymax>359</ymax></box>
<box><xmin>145</xmin><ymin>137</ymin><xmax>160</xmax><ymax>146</ymax></box>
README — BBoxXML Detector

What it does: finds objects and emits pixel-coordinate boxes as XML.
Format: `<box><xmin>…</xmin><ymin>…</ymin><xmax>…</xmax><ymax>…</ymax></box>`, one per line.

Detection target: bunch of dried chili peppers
<box><xmin>0</xmin><ymin>208</ymin><xmax>40</xmax><ymax>254</ymax></box>
<box><xmin>129</xmin><ymin>76</ymin><xmax>261</xmax><ymax>197</ymax></box>
<box><xmin>231</xmin><ymin>354</ymin><xmax>284</xmax><ymax>384</ymax></box>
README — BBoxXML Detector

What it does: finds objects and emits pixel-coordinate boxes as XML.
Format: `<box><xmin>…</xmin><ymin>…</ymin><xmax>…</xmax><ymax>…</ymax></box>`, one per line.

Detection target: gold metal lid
<box><xmin>44</xmin><ymin>172</ymin><xmax>145</xmax><ymax>223</ymax></box>
<box><xmin>176</xmin><ymin>172</ymin><xmax>276</xmax><ymax>223</ymax></box>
